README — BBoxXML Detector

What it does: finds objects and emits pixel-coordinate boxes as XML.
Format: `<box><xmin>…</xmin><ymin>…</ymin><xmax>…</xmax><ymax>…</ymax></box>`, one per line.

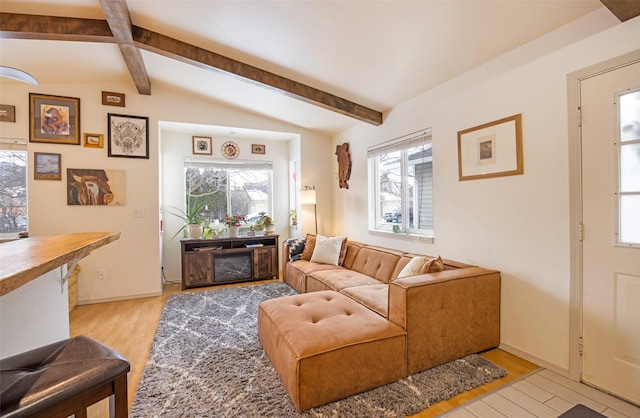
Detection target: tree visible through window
<box><xmin>0</xmin><ymin>147</ymin><xmax>27</xmax><ymax>237</ymax></box>
<box><xmin>368</xmin><ymin>129</ymin><xmax>433</xmax><ymax>236</ymax></box>
<box><xmin>184</xmin><ymin>161</ymin><xmax>273</xmax><ymax>226</ymax></box>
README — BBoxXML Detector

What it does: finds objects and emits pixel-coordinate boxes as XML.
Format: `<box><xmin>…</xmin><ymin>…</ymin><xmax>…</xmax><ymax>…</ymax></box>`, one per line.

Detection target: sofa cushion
<box><xmin>350</xmin><ymin>247</ymin><xmax>403</xmax><ymax>283</ymax></box>
<box><xmin>302</xmin><ymin>234</ymin><xmax>349</xmax><ymax>266</ymax></box>
<box><xmin>397</xmin><ymin>256</ymin><xmax>428</xmax><ymax>278</ymax></box>
<box><xmin>309</xmin><ymin>269</ymin><xmax>381</xmax><ymax>292</ymax></box>
<box><xmin>340</xmin><ymin>284</ymin><xmax>389</xmax><ymax>318</ymax></box>
<box><xmin>420</xmin><ymin>256</ymin><xmax>445</xmax><ymax>274</ymax></box>
<box><xmin>285</xmin><ymin>237</ymin><xmax>307</xmax><ymax>262</ymax></box>
<box><xmin>310</xmin><ymin>235</ymin><xmax>344</xmax><ymax>266</ymax></box>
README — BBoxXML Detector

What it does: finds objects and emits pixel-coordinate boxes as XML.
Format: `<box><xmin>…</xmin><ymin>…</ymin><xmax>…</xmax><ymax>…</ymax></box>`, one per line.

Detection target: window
<box><xmin>616</xmin><ymin>89</ymin><xmax>640</xmax><ymax>246</ymax></box>
<box><xmin>0</xmin><ymin>140</ymin><xmax>27</xmax><ymax>238</ymax></box>
<box><xmin>184</xmin><ymin>159</ymin><xmax>273</xmax><ymax>226</ymax></box>
<box><xmin>368</xmin><ymin>129</ymin><xmax>433</xmax><ymax>237</ymax></box>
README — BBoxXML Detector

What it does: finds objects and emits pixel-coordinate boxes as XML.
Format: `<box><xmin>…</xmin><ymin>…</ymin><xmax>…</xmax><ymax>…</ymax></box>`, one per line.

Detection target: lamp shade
<box><xmin>300</xmin><ymin>189</ymin><xmax>317</xmax><ymax>205</ymax></box>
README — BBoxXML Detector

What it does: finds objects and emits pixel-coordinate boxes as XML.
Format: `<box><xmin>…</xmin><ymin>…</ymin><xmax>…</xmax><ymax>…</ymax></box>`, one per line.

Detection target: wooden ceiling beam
<box><xmin>0</xmin><ymin>12</ymin><xmax>383</xmax><ymax>126</ymax></box>
<box><xmin>600</xmin><ymin>0</ymin><xmax>640</xmax><ymax>22</ymax></box>
<box><xmin>0</xmin><ymin>12</ymin><xmax>113</xmax><ymax>42</ymax></box>
<box><xmin>132</xmin><ymin>26</ymin><xmax>382</xmax><ymax>125</ymax></box>
<box><xmin>98</xmin><ymin>0</ymin><xmax>151</xmax><ymax>95</ymax></box>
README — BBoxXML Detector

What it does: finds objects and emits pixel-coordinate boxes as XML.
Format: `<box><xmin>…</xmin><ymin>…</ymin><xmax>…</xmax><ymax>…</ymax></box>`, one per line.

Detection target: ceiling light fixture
<box><xmin>0</xmin><ymin>66</ymin><xmax>39</xmax><ymax>86</ymax></box>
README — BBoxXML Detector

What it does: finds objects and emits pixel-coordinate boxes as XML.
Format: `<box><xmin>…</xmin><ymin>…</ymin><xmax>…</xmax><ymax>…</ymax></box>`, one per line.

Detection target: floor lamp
<box><xmin>300</xmin><ymin>187</ymin><xmax>317</xmax><ymax>234</ymax></box>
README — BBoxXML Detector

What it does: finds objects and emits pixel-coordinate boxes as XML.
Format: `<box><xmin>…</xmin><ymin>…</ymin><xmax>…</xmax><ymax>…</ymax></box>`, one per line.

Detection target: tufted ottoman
<box><xmin>258</xmin><ymin>290</ymin><xmax>407</xmax><ymax>411</ymax></box>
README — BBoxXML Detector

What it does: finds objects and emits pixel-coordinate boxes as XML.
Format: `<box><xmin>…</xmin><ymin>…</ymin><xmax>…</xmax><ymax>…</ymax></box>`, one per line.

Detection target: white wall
<box><xmin>160</xmin><ymin>130</ymin><xmax>295</xmax><ymax>282</ymax></box>
<box><xmin>0</xmin><ymin>81</ymin><xmax>333</xmax><ymax>304</ymax></box>
<box><xmin>332</xmin><ymin>10</ymin><xmax>640</xmax><ymax>374</ymax></box>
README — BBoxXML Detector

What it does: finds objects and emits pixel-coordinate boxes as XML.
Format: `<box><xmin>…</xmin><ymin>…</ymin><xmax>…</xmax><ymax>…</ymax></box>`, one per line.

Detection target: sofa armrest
<box><xmin>388</xmin><ymin>267</ymin><xmax>501</xmax><ymax>374</ymax></box>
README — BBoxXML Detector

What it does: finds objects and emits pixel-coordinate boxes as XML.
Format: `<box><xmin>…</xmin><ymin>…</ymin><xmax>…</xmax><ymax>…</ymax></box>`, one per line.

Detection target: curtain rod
<box><xmin>368</xmin><ymin>127</ymin><xmax>431</xmax><ymax>151</ymax></box>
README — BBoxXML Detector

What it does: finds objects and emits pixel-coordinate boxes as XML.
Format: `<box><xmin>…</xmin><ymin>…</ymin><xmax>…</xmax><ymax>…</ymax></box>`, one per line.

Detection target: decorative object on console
<box><xmin>101</xmin><ymin>91</ymin><xmax>125</xmax><ymax>107</ymax></box>
<box><xmin>335</xmin><ymin>143</ymin><xmax>352</xmax><ymax>189</ymax></box>
<box><xmin>457</xmin><ymin>113</ymin><xmax>523</xmax><ymax>181</ymax></box>
<box><xmin>0</xmin><ymin>104</ymin><xmax>16</xmax><ymax>123</ymax></box>
<box><xmin>192</xmin><ymin>136</ymin><xmax>212</xmax><ymax>155</ymax></box>
<box><xmin>223</xmin><ymin>213</ymin><xmax>246</xmax><ymax>237</ymax></box>
<box><xmin>300</xmin><ymin>186</ymin><xmax>317</xmax><ymax>234</ymax></box>
<box><xmin>257</xmin><ymin>212</ymin><xmax>274</xmax><ymax>235</ymax></box>
<box><xmin>29</xmin><ymin>93</ymin><xmax>80</xmax><ymax>145</ymax></box>
<box><xmin>221</xmin><ymin>141</ymin><xmax>239</xmax><ymax>159</ymax></box>
<box><xmin>66</xmin><ymin>168</ymin><xmax>125</xmax><ymax>206</ymax></box>
<box><xmin>251</xmin><ymin>144</ymin><xmax>265</xmax><ymax>154</ymax></box>
<box><xmin>83</xmin><ymin>133</ymin><xmax>104</xmax><ymax>148</ymax></box>
<box><xmin>34</xmin><ymin>152</ymin><xmax>61</xmax><ymax>180</ymax></box>
<box><xmin>167</xmin><ymin>202</ymin><xmax>206</xmax><ymax>240</ymax></box>
<box><xmin>108</xmin><ymin>113</ymin><xmax>149</xmax><ymax>159</ymax></box>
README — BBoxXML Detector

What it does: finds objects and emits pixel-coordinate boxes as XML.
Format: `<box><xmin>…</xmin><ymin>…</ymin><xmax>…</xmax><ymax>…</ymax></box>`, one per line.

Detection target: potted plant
<box><xmin>258</xmin><ymin>212</ymin><xmax>275</xmax><ymax>235</ymax></box>
<box><xmin>289</xmin><ymin>209</ymin><xmax>297</xmax><ymax>226</ymax></box>
<box><xmin>167</xmin><ymin>202</ymin><xmax>206</xmax><ymax>240</ymax></box>
<box><xmin>223</xmin><ymin>213</ymin><xmax>246</xmax><ymax>237</ymax></box>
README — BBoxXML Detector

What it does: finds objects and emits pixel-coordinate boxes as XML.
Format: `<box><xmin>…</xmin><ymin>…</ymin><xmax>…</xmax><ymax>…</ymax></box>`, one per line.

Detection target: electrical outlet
<box><xmin>97</xmin><ymin>268</ymin><xmax>106</xmax><ymax>280</ymax></box>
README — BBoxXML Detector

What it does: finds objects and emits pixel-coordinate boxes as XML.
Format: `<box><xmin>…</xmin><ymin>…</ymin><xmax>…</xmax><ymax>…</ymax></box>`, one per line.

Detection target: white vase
<box><xmin>188</xmin><ymin>224</ymin><xmax>202</xmax><ymax>239</ymax></box>
<box><xmin>228</xmin><ymin>225</ymin><xmax>239</xmax><ymax>237</ymax></box>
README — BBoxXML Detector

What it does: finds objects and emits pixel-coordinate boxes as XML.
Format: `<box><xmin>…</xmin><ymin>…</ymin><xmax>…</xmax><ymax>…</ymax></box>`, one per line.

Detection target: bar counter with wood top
<box><xmin>0</xmin><ymin>232</ymin><xmax>120</xmax><ymax>358</ymax></box>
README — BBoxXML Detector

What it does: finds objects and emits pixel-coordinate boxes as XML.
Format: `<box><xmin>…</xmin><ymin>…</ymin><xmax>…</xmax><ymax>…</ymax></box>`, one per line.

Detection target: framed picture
<box><xmin>67</xmin><ymin>168</ymin><xmax>126</xmax><ymax>206</ymax></box>
<box><xmin>457</xmin><ymin>113</ymin><xmax>523</xmax><ymax>181</ymax></box>
<box><xmin>83</xmin><ymin>133</ymin><xmax>104</xmax><ymax>148</ymax></box>
<box><xmin>192</xmin><ymin>136</ymin><xmax>212</xmax><ymax>155</ymax></box>
<box><xmin>34</xmin><ymin>152</ymin><xmax>62</xmax><ymax>180</ymax></box>
<box><xmin>0</xmin><ymin>104</ymin><xmax>16</xmax><ymax>122</ymax></box>
<box><xmin>108</xmin><ymin>113</ymin><xmax>149</xmax><ymax>159</ymax></box>
<box><xmin>29</xmin><ymin>93</ymin><xmax>80</xmax><ymax>145</ymax></box>
<box><xmin>252</xmin><ymin>144</ymin><xmax>265</xmax><ymax>154</ymax></box>
<box><xmin>102</xmin><ymin>91</ymin><xmax>125</xmax><ymax>107</ymax></box>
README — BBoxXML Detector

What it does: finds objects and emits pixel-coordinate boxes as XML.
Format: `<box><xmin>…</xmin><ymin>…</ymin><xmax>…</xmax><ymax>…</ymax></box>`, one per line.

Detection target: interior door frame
<box><xmin>566</xmin><ymin>49</ymin><xmax>640</xmax><ymax>382</ymax></box>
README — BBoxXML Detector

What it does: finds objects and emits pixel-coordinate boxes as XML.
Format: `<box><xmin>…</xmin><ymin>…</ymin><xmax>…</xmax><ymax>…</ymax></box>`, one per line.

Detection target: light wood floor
<box><xmin>70</xmin><ymin>280</ymin><xmax>539</xmax><ymax>417</ymax></box>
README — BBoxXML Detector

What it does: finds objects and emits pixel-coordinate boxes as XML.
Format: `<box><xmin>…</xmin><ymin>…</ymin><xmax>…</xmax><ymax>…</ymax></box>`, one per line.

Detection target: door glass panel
<box><xmin>620</xmin><ymin>195</ymin><xmax>640</xmax><ymax>244</ymax></box>
<box><xmin>620</xmin><ymin>91</ymin><xmax>640</xmax><ymax>142</ymax></box>
<box><xmin>620</xmin><ymin>143</ymin><xmax>640</xmax><ymax>192</ymax></box>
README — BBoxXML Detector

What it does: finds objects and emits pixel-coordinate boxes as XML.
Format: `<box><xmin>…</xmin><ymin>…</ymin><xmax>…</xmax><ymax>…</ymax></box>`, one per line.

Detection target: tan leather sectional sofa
<box><xmin>258</xmin><ymin>236</ymin><xmax>501</xmax><ymax>411</ymax></box>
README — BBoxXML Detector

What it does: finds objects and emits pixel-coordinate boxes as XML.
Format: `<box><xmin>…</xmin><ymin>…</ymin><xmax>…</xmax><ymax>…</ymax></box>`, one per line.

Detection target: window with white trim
<box><xmin>368</xmin><ymin>129</ymin><xmax>433</xmax><ymax>237</ymax></box>
<box><xmin>0</xmin><ymin>140</ymin><xmax>27</xmax><ymax>238</ymax></box>
<box><xmin>616</xmin><ymin>89</ymin><xmax>640</xmax><ymax>246</ymax></box>
<box><xmin>183</xmin><ymin>159</ymin><xmax>273</xmax><ymax>225</ymax></box>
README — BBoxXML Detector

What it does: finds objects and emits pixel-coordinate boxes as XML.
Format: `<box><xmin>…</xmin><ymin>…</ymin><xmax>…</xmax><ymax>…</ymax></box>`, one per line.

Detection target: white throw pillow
<box><xmin>397</xmin><ymin>256</ymin><xmax>428</xmax><ymax>278</ymax></box>
<box><xmin>310</xmin><ymin>235</ymin><xmax>344</xmax><ymax>266</ymax></box>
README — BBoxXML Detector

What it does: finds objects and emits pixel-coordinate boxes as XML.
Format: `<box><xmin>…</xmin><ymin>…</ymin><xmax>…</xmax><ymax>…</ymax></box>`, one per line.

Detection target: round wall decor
<box><xmin>221</xmin><ymin>141</ymin><xmax>239</xmax><ymax>159</ymax></box>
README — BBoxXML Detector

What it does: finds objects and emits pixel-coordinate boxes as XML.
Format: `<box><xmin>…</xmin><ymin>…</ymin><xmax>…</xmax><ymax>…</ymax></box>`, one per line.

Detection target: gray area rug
<box><xmin>130</xmin><ymin>282</ymin><xmax>506</xmax><ymax>417</ymax></box>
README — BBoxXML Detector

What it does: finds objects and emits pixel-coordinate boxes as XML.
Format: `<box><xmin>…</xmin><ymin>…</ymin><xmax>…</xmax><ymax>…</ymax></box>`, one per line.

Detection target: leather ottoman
<box><xmin>258</xmin><ymin>290</ymin><xmax>406</xmax><ymax>412</ymax></box>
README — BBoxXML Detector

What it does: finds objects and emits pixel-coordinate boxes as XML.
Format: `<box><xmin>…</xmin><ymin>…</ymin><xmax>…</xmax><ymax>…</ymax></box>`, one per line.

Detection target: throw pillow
<box><xmin>301</xmin><ymin>234</ymin><xmax>316</xmax><ymax>260</ymax></box>
<box><xmin>284</xmin><ymin>237</ymin><xmax>306</xmax><ymax>262</ymax></box>
<box><xmin>338</xmin><ymin>236</ymin><xmax>348</xmax><ymax>265</ymax></box>
<box><xmin>397</xmin><ymin>256</ymin><xmax>428</xmax><ymax>278</ymax></box>
<box><xmin>420</xmin><ymin>256</ymin><xmax>445</xmax><ymax>274</ymax></box>
<box><xmin>310</xmin><ymin>235</ymin><xmax>344</xmax><ymax>266</ymax></box>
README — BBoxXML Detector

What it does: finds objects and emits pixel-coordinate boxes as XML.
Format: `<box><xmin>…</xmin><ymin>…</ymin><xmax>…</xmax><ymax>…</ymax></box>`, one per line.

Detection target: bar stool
<box><xmin>0</xmin><ymin>335</ymin><xmax>130</xmax><ymax>418</ymax></box>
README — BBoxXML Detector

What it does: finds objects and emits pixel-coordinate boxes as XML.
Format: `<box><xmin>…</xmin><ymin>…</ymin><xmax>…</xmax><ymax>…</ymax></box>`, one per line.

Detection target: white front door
<box><xmin>581</xmin><ymin>61</ymin><xmax>640</xmax><ymax>405</ymax></box>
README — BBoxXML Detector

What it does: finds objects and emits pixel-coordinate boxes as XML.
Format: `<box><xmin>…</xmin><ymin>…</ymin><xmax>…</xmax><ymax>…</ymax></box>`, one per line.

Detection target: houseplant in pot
<box><xmin>223</xmin><ymin>213</ymin><xmax>246</xmax><ymax>237</ymax></box>
<box><xmin>167</xmin><ymin>202</ymin><xmax>206</xmax><ymax>240</ymax></box>
<box><xmin>258</xmin><ymin>212</ymin><xmax>275</xmax><ymax>235</ymax></box>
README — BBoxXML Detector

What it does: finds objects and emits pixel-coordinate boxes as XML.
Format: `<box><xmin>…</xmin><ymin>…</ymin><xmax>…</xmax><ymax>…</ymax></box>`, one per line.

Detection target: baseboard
<box><xmin>77</xmin><ymin>291</ymin><xmax>162</xmax><ymax>306</ymax></box>
<box><xmin>499</xmin><ymin>342</ymin><xmax>571</xmax><ymax>379</ymax></box>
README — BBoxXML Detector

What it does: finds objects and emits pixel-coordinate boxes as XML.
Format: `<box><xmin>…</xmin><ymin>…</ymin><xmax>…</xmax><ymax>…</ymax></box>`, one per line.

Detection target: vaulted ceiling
<box><xmin>1</xmin><ymin>0</ymin><xmax>638</xmax><ymax>136</ymax></box>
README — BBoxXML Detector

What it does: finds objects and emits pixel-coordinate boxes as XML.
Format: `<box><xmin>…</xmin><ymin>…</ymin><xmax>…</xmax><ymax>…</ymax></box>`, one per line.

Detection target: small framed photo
<box><xmin>192</xmin><ymin>136</ymin><xmax>212</xmax><ymax>155</ymax></box>
<box><xmin>252</xmin><ymin>144</ymin><xmax>265</xmax><ymax>154</ymax></box>
<box><xmin>29</xmin><ymin>93</ymin><xmax>80</xmax><ymax>145</ymax></box>
<box><xmin>83</xmin><ymin>133</ymin><xmax>104</xmax><ymax>148</ymax></box>
<box><xmin>0</xmin><ymin>104</ymin><xmax>16</xmax><ymax>122</ymax></box>
<box><xmin>102</xmin><ymin>91</ymin><xmax>125</xmax><ymax>107</ymax></box>
<box><xmin>108</xmin><ymin>113</ymin><xmax>149</xmax><ymax>159</ymax></box>
<box><xmin>34</xmin><ymin>152</ymin><xmax>62</xmax><ymax>180</ymax></box>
